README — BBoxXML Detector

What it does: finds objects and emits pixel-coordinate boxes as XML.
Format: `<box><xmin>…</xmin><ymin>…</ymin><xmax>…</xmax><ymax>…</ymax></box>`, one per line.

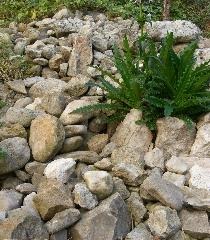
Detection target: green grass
<box><xmin>0</xmin><ymin>0</ymin><xmax>209</xmax><ymax>35</ymax></box>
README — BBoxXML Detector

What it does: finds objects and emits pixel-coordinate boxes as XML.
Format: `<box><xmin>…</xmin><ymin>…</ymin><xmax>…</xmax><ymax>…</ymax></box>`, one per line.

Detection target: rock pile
<box><xmin>1</xmin><ymin>8</ymin><xmax>210</xmax><ymax>240</ymax></box>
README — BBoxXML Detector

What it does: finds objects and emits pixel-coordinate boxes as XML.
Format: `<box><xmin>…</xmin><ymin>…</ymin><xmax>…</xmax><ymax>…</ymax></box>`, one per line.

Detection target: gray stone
<box><xmin>25</xmin><ymin>161</ymin><xmax>47</xmax><ymax>175</ymax></box>
<box><xmin>166</xmin><ymin>155</ymin><xmax>188</xmax><ymax>174</ymax></box>
<box><xmin>180</xmin><ymin>209</ymin><xmax>210</xmax><ymax>239</ymax></box>
<box><xmin>189</xmin><ymin>165</ymin><xmax>210</xmax><ymax>190</ymax></box>
<box><xmin>71</xmin><ymin>193</ymin><xmax>131</xmax><ymax>240</ymax></box>
<box><xmin>163</xmin><ymin>172</ymin><xmax>186</xmax><ymax>187</ymax></box>
<box><xmin>0</xmin><ymin>123</ymin><xmax>27</xmax><ymax>141</ymax></box>
<box><xmin>144</xmin><ymin>147</ymin><xmax>165</xmax><ymax>170</ymax></box>
<box><xmin>87</xmin><ymin>134</ymin><xmax>109</xmax><ymax>153</ymax></box>
<box><xmin>33</xmin><ymin>57</ymin><xmax>48</xmax><ymax>66</ymax></box>
<box><xmin>94</xmin><ymin>158</ymin><xmax>113</xmax><ymax>171</ymax></box>
<box><xmin>147</xmin><ymin>205</ymin><xmax>181</xmax><ymax>238</ymax></box>
<box><xmin>33</xmin><ymin>178</ymin><xmax>74</xmax><ymax>221</ymax></box>
<box><xmin>15</xmin><ymin>169</ymin><xmax>31</xmax><ymax>182</ymax></box>
<box><xmin>73</xmin><ymin>182</ymin><xmax>98</xmax><ymax>210</ymax></box>
<box><xmin>49</xmin><ymin>53</ymin><xmax>64</xmax><ymax>71</ymax></box>
<box><xmin>100</xmin><ymin>142</ymin><xmax>116</xmax><ymax>158</ymax></box>
<box><xmin>50</xmin><ymin>230</ymin><xmax>67</xmax><ymax>240</ymax></box>
<box><xmin>16</xmin><ymin>183</ymin><xmax>37</xmax><ymax>194</ymax></box>
<box><xmin>6</xmin><ymin>80</ymin><xmax>27</xmax><ymax>94</ymax></box>
<box><xmin>0</xmin><ymin>137</ymin><xmax>30</xmax><ymax>175</ymax></box>
<box><xmin>113</xmin><ymin>177</ymin><xmax>130</xmax><ymax>200</ymax></box>
<box><xmin>23</xmin><ymin>76</ymin><xmax>44</xmax><ymax>88</ymax></box>
<box><xmin>141</xmin><ymin>172</ymin><xmax>184</xmax><ymax>210</ymax></box>
<box><xmin>25</xmin><ymin>40</ymin><xmax>45</xmax><ymax>59</ymax></box>
<box><xmin>83</xmin><ymin>170</ymin><xmax>113</xmax><ymax>200</ymax></box>
<box><xmin>23</xmin><ymin>192</ymin><xmax>40</xmax><ymax>218</ymax></box>
<box><xmin>1</xmin><ymin>177</ymin><xmax>23</xmax><ymax>190</ymax></box>
<box><xmin>0</xmin><ymin>190</ymin><xmax>23</xmax><ymax>212</ymax></box>
<box><xmin>64</xmin><ymin>125</ymin><xmax>87</xmax><ymax>137</ymax></box>
<box><xmin>42</xmin><ymin>44</ymin><xmax>56</xmax><ymax>59</ymax></box>
<box><xmin>45</xmin><ymin>208</ymin><xmax>80</xmax><ymax>234</ymax></box>
<box><xmin>53</xmin><ymin>8</ymin><xmax>70</xmax><ymax>20</ymax></box>
<box><xmin>14</xmin><ymin>97</ymin><xmax>33</xmax><ymax>108</ymax></box>
<box><xmin>61</xmin><ymin>136</ymin><xmax>83</xmax><ymax>153</ymax></box>
<box><xmin>29</xmin><ymin>114</ymin><xmax>65</xmax><ymax>162</ymax></box>
<box><xmin>125</xmin><ymin>223</ymin><xmax>153</xmax><ymax>240</ymax></box>
<box><xmin>112</xmin><ymin>163</ymin><xmax>146</xmax><ymax>186</ymax></box>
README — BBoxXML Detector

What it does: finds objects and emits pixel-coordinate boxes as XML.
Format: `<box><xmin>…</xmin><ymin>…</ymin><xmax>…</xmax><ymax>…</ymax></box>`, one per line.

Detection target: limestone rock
<box><xmin>16</xmin><ymin>183</ymin><xmax>37</xmax><ymax>194</ymax></box>
<box><xmin>180</xmin><ymin>209</ymin><xmax>210</xmax><ymax>239</ymax></box>
<box><xmin>189</xmin><ymin>165</ymin><xmax>210</xmax><ymax>190</ymax></box>
<box><xmin>144</xmin><ymin>147</ymin><xmax>165</xmax><ymax>170</ymax></box>
<box><xmin>45</xmin><ymin>208</ymin><xmax>80</xmax><ymax>234</ymax></box>
<box><xmin>33</xmin><ymin>178</ymin><xmax>74</xmax><ymax>221</ymax></box>
<box><xmin>0</xmin><ymin>123</ymin><xmax>27</xmax><ymax>141</ymax></box>
<box><xmin>49</xmin><ymin>53</ymin><xmax>64</xmax><ymax>70</ymax></box>
<box><xmin>44</xmin><ymin>158</ymin><xmax>76</xmax><ymax>183</ymax></box>
<box><xmin>29</xmin><ymin>114</ymin><xmax>65</xmax><ymax>162</ymax></box>
<box><xmin>61</xmin><ymin>136</ymin><xmax>83</xmax><ymax>153</ymax></box>
<box><xmin>23</xmin><ymin>76</ymin><xmax>44</xmax><ymax>88</ymax></box>
<box><xmin>113</xmin><ymin>177</ymin><xmax>130</xmax><ymax>200</ymax></box>
<box><xmin>14</xmin><ymin>97</ymin><xmax>33</xmax><ymax>108</ymax></box>
<box><xmin>70</xmin><ymin>193</ymin><xmax>131</xmax><ymax>240</ymax></box>
<box><xmin>1</xmin><ymin>177</ymin><xmax>23</xmax><ymax>190</ymax></box>
<box><xmin>64</xmin><ymin>125</ymin><xmax>87</xmax><ymax>137</ymax></box>
<box><xmin>0</xmin><ymin>190</ymin><xmax>23</xmax><ymax>213</ymax></box>
<box><xmin>94</xmin><ymin>157</ymin><xmax>113</xmax><ymax>171</ymax></box>
<box><xmin>100</xmin><ymin>142</ymin><xmax>116</xmax><ymax>158</ymax></box>
<box><xmin>50</xmin><ymin>230</ymin><xmax>68</xmax><ymax>240</ymax></box>
<box><xmin>166</xmin><ymin>156</ymin><xmax>188</xmax><ymax>174</ymax></box>
<box><xmin>0</xmin><ymin>137</ymin><xmax>30</xmax><ymax>175</ymax></box>
<box><xmin>6</xmin><ymin>80</ymin><xmax>27</xmax><ymax>94</ymax></box>
<box><xmin>125</xmin><ymin>223</ymin><xmax>153</xmax><ymax>240</ymax></box>
<box><xmin>147</xmin><ymin>205</ymin><xmax>181</xmax><ymax>238</ymax></box>
<box><xmin>163</xmin><ymin>172</ymin><xmax>186</xmax><ymax>187</ymax></box>
<box><xmin>87</xmin><ymin>134</ymin><xmax>109</xmax><ymax>153</ymax></box>
<box><xmin>25</xmin><ymin>161</ymin><xmax>47</xmax><ymax>175</ymax></box>
<box><xmin>73</xmin><ymin>183</ymin><xmax>98</xmax><ymax>210</ymax></box>
<box><xmin>23</xmin><ymin>192</ymin><xmax>40</xmax><ymax>218</ymax></box>
<box><xmin>145</xmin><ymin>20</ymin><xmax>201</xmax><ymax>43</ymax></box>
<box><xmin>155</xmin><ymin>117</ymin><xmax>196</xmax><ymax>157</ymax></box>
<box><xmin>83</xmin><ymin>170</ymin><xmax>113</xmax><ymax>199</ymax></box>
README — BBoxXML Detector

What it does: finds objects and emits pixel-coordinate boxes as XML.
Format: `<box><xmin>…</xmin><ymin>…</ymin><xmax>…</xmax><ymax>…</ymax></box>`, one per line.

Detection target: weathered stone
<box><xmin>42</xmin><ymin>44</ymin><xmax>56</xmax><ymax>59</ymax></box>
<box><xmin>14</xmin><ymin>97</ymin><xmax>33</xmax><ymax>108</ymax></box>
<box><xmin>5</xmin><ymin>107</ymin><xmax>40</xmax><ymax>127</ymax></box>
<box><xmin>89</xmin><ymin>116</ymin><xmax>107</xmax><ymax>133</ymax></box>
<box><xmin>42</xmin><ymin>67</ymin><xmax>59</xmax><ymax>78</ymax></box>
<box><xmin>45</xmin><ymin>208</ymin><xmax>80</xmax><ymax>234</ymax></box>
<box><xmin>100</xmin><ymin>142</ymin><xmax>116</xmax><ymax>158</ymax></box>
<box><xmin>83</xmin><ymin>170</ymin><xmax>113</xmax><ymax>199</ymax></box>
<box><xmin>94</xmin><ymin>157</ymin><xmax>113</xmax><ymax>171</ymax></box>
<box><xmin>61</xmin><ymin>136</ymin><xmax>83</xmax><ymax>153</ymax></box>
<box><xmin>56</xmin><ymin>151</ymin><xmax>100</xmax><ymax>164</ymax></box>
<box><xmin>50</xmin><ymin>230</ymin><xmax>67</xmax><ymax>240</ymax></box>
<box><xmin>180</xmin><ymin>209</ymin><xmax>210</xmax><ymax>239</ymax></box>
<box><xmin>59</xmin><ymin>62</ymin><xmax>68</xmax><ymax>77</ymax></box>
<box><xmin>87</xmin><ymin>134</ymin><xmax>109</xmax><ymax>153</ymax></box>
<box><xmin>155</xmin><ymin>117</ymin><xmax>196</xmax><ymax>157</ymax></box>
<box><xmin>15</xmin><ymin>169</ymin><xmax>31</xmax><ymax>182</ymax></box>
<box><xmin>145</xmin><ymin>20</ymin><xmax>201</xmax><ymax>43</ymax></box>
<box><xmin>23</xmin><ymin>192</ymin><xmax>40</xmax><ymax>218</ymax></box>
<box><xmin>60</xmin><ymin>99</ymin><xmax>97</xmax><ymax>125</ymax></box>
<box><xmin>71</xmin><ymin>193</ymin><xmax>131</xmax><ymax>240</ymax></box>
<box><xmin>6</xmin><ymin>80</ymin><xmax>27</xmax><ymax>94</ymax></box>
<box><xmin>33</xmin><ymin>57</ymin><xmax>48</xmax><ymax>66</ymax></box>
<box><xmin>166</xmin><ymin>155</ymin><xmax>188</xmax><ymax>174</ymax></box>
<box><xmin>67</xmin><ymin>31</ymin><xmax>93</xmax><ymax>76</ymax></box>
<box><xmin>141</xmin><ymin>172</ymin><xmax>184</xmax><ymax>210</ymax></box>
<box><xmin>0</xmin><ymin>209</ymin><xmax>49</xmax><ymax>240</ymax></box>
<box><xmin>126</xmin><ymin>192</ymin><xmax>147</xmax><ymax>225</ymax></box>
<box><xmin>64</xmin><ymin>125</ymin><xmax>87</xmax><ymax>137</ymax></box>
<box><xmin>191</xmin><ymin>123</ymin><xmax>210</xmax><ymax>157</ymax></box>
<box><xmin>25</xmin><ymin>161</ymin><xmax>47</xmax><ymax>175</ymax></box>
<box><xmin>195</xmin><ymin>48</ymin><xmax>210</xmax><ymax>65</ymax></box>
<box><xmin>49</xmin><ymin>54</ymin><xmax>64</xmax><ymax>70</ymax></box>
<box><xmin>25</xmin><ymin>40</ymin><xmax>45</xmax><ymax>58</ymax></box>
<box><xmin>125</xmin><ymin>223</ymin><xmax>153</xmax><ymax>240</ymax></box>
<box><xmin>44</xmin><ymin>158</ymin><xmax>76</xmax><ymax>183</ymax></box>
<box><xmin>113</xmin><ymin>177</ymin><xmax>130</xmax><ymax>200</ymax></box>
<box><xmin>23</xmin><ymin>27</ymin><xmax>41</xmax><ymax>42</ymax></box>
<box><xmin>33</xmin><ymin>178</ymin><xmax>74</xmax><ymax>221</ymax></box>
<box><xmin>112</xmin><ymin>163</ymin><xmax>145</xmax><ymax>186</ymax></box>
<box><xmin>0</xmin><ymin>123</ymin><xmax>27</xmax><ymax>141</ymax></box>
<box><xmin>163</xmin><ymin>172</ymin><xmax>186</xmax><ymax>187</ymax></box>
<box><xmin>73</xmin><ymin>182</ymin><xmax>98</xmax><ymax>209</ymax></box>
<box><xmin>1</xmin><ymin>177</ymin><xmax>23</xmax><ymax>190</ymax></box>
<box><xmin>23</xmin><ymin>76</ymin><xmax>44</xmax><ymax>88</ymax></box>
<box><xmin>16</xmin><ymin>183</ymin><xmax>37</xmax><ymax>194</ymax></box>
<box><xmin>147</xmin><ymin>205</ymin><xmax>181</xmax><ymax>239</ymax></box>
<box><xmin>111</xmin><ymin>109</ymin><xmax>152</xmax><ymax>167</ymax></box>
<box><xmin>0</xmin><ymin>137</ymin><xmax>30</xmax><ymax>175</ymax></box>
<box><xmin>53</xmin><ymin>8</ymin><xmax>70</xmax><ymax>20</ymax></box>
<box><xmin>29</xmin><ymin>114</ymin><xmax>65</xmax><ymax>162</ymax></box>
<box><xmin>0</xmin><ymin>190</ymin><xmax>23</xmax><ymax>213</ymax></box>
<box><xmin>144</xmin><ymin>147</ymin><xmax>165</xmax><ymax>170</ymax></box>
<box><xmin>189</xmin><ymin>165</ymin><xmax>210</xmax><ymax>190</ymax></box>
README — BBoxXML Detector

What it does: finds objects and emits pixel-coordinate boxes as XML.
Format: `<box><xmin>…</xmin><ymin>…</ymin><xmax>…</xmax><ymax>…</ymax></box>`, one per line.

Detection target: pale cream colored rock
<box><xmin>87</xmin><ymin>134</ymin><xmax>109</xmax><ymax>153</ymax></box>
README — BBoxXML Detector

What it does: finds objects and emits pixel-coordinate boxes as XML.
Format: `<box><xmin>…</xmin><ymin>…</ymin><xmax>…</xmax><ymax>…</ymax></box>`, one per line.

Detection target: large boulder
<box><xmin>70</xmin><ymin>193</ymin><xmax>131</xmax><ymax>240</ymax></box>
<box><xmin>145</xmin><ymin>20</ymin><xmax>201</xmax><ymax>43</ymax></box>
<box><xmin>0</xmin><ymin>137</ymin><xmax>30</xmax><ymax>175</ymax></box>
<box><xmin>29</xmin><ymin>114</ymin><xmax>65</xmax><ymax>162</ymax></box>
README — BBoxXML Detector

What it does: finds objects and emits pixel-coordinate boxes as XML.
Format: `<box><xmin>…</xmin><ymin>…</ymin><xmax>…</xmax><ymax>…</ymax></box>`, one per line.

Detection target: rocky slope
<box><xmin>0</xmin><ymin>8</ymin><xmax>210</xmax><ymax>240</ymax></box>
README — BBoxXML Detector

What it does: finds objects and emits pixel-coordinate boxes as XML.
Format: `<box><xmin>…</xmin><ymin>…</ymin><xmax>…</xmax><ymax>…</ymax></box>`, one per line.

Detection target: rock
<box><xmin>0</xmin><ymin>123</ymin><xmax>27</xmax><ymax>141</ymax></box>
<box><xmin>145</xmin><ymin>20</ymin><xmax>201</xmax><ymax>43</ymax></box>
<box><xmin>1</xmin><ymin>177</ymin><xmax>23</xmax><ymax>190</ymax></box>
<box><xmin>180</xmin><ymin>209</ymin><xmax>210</xmax><ymax>239</ymax></box>
<box><xmin>112</xmin><ymin>163</ymin><xmax>145</xmax><ymax>186</ymax></box>
<box><xmin>29</xmin><ymin>114</ymin><xmax>65</xmax><ymax>162</ymax></box>
<box><xmin>73</xmin><ymin>183</ymin><xmax>98</xmax><ymax>210</ymax></box>
<box><xmin>0</xmin><ymin>209</ymin><xmax>49</xmax><ymax>240</ymax></box>
<box><xmin>83</xmin><ymin>170</ymin><xmax>113</xmax><ymax>200</ymax></box>
<box><xmin>195</xmin><ymin>48</ymin><xmax>210</xmax><ymax>65</ymax></box>
<box><xmin>23</xmin><ymin>76</ymin><xmax>44</xmax><ymax>88</ymax></box>
<box><xmin>113</xmin><ymin>177</ymin><xmax>130</xmax><ymax>200</ymax></box>
<box><xmin>64</xmin><ymin>125</ymin><xmax>87</xmax><ymax>137</ymax></box>
<box><xmin>42</xmin><ymin>44</ymin><xmax>56</xmax><ymax>59</ymax></box>
<box><xmin>147</xmin><ymin>205</ymin><xmax>181</xmax><ymax>239</ymax></box>
<box><xmin>44</xmin><ymin>158</ymin><xmax>76</xmax><ymax>183</ymax></box>
<box><xmin>141</xmin><ymin>172</ymin><xmax>184</xmax><ymax>210</ymax></box>
<box><xmin>92</xmin><ymin>33</ymin><xmax>108</xmax><ymax>52</ymax></box>
<box><xmin>23</xmin><ymin>27</ymin><xmax>41</xmax><ymax>43</ymax></box>
<box><xmin>0</xmin><ymin>137</ymin><xmax>30</xmax><ymax>175</ymax></box>
<box><xmin>15</xmin><ymin>169</ymin><xmax>31</xmax><ymax>182</ymax></box>
<box><xmin>45</xmin><ymin>208</ymin><xmax>80</xmax><ymax>234</ymax></box>
<box><xmin>60</xmin><ymin>99</ymin><xmax>97</xmax><ymax>125</ymax></box>
<box><xmin>166</xmin><ymin>156</ymin><xmax>188</xmax><ymax>174</ymax></box>
<box><xmin>0</xmin><ymin>190</ymin><xmax>23</xmax><ymax>213</ymax></box>
<box><xmin>31</xmin><ymin>173</ymin><xmax>44</xmax><ymax>188</ymax></box>
<box><xmin>89</xmin><ymin>116</ymin><xmax>106</xmax><ymax>133</ymax></box>
<box><xmin>33</xmin><ymin>178</ymin><xmax>74</xmax><ymax>221</ymax></box>
<box><xmin>16</xmin><ymin>183</ymin><xmax>37</xmax><ymax>194</ymax></box>
<box><xmin>163</xmin><ymin>172</ymin><xmax>186</xmax><ymax>187</ymax></box>
<box><xmin>191</xmin><ymin>123</ymin><xmax>210</xmax><ymax>157</ymax></box>
<box><xmin>53</xmin><ymin>8</ymin><xmax>70</xmax><ymax>20</ymax></box>
<box><xmin>189</xmin><ymin>165</ymin><xmax>210</xmax><ymax>190</ymax></box>
<box><xmin>23</xmin><ymin>192</ymin><xmax>40</xmax><ymax>218</ymax></box>
<box><xmin>25</xmin><ymin>161</ymin><xmax>47</xmax><ymax>175</ymax></box>
<box><xmin>6</xmin><ymin>80</ymin><xmax>27</xmax><ymax>94</ymax></box>
<box><xmin>126</xmin><ymin>192</ymin><xmax>147</xmax><ymax>225</ymax></box>
<box><xmin>14</xmin><ymin>38</ymin><xmax>28</xmax><ymax>55</ymax></box>
<box><xmin>61</xmin><ymin>136</ymin><xmax>83</xmax><ymax>153</ymax></box>
<box><xmin>42</xmin><ymin>67</ymin><xmax>59</xmax><ymax>78</ymax></box>
<box><xmin>56</xmin><ymin>151</ymin><xmax>101</xmax><ymax>164</ymax></box>
<box><xmin>33</xmin><ymin>57</ymin><xmax>48</xmax><ymax>66</ymax></box>
<box><xmin>71</xmin><ymin>193</ymin><xmax>131</xmax><ymax>240</ymax></box>
<box><xmin>14</xmin><ymin>97</ymin><xmax>33</xmax><ymax>108</ymax></box>
<box><xmin>182</xmin><ymin>186</ymin><xmax>210</xmax><ymax>211</ymax></box>
<box><xmin>25</xmin><ymin>40</ymin><xmax>45</xmax><ymax>58</ymax></box>
<box><xmin>59</xmin><ymin>62</ymin><xmax>68</xmax><ymax>77</ymax></box>
<box><xmin>94</xmin><ymin>157</ymin><xmax>113</xmax><ymax>171</ymax></box>
<box><xmin>49</xmin><ymin>53</ymin><xmax>64</xmax><ymax>70</ymax></box>
<box><xmin>100</xmin><ymin>142</ymin><xmax>116</xmax><ymax>158</ymax></box>
<box><xmin>65</xmin><ymin>74</ymin><xmax>89</xmax><ymax>97</ymax></box>
<box><xmin>67</xmin><ymin>31</ymin><xmax>93</xmax><ymax>76</ymax></box>
<box><xmin>111</xmin><ymin>109</ymin><xmax>152</xmax><ymax>167</ymax></box>
<box><xmin>87</xmin><ymin>134</ymin><xmax>109</xmax><ymax>153</ymax></box>
<box><xmin>155</xmin><ymin>117</ymin><xmax>196</xmax><ymax>157</ymax></box>
<box><xmin>50</xmin><ymin>230</ymin><xmax>68</xmax><ymax>240</ymax></box>
<box><xmin>5</xmin><ymin>107</ymin><xmax>40</xmax><ymax>127</ymax></box>
<box><xmin>144</xmin><ymin>147</ymin><xmax>165</xmax><ymax>170</ymax></box>
<box><xmin>125</xmin><ymin>223</ymin><xmax>153</xmax><ymax>240</ymax></box>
